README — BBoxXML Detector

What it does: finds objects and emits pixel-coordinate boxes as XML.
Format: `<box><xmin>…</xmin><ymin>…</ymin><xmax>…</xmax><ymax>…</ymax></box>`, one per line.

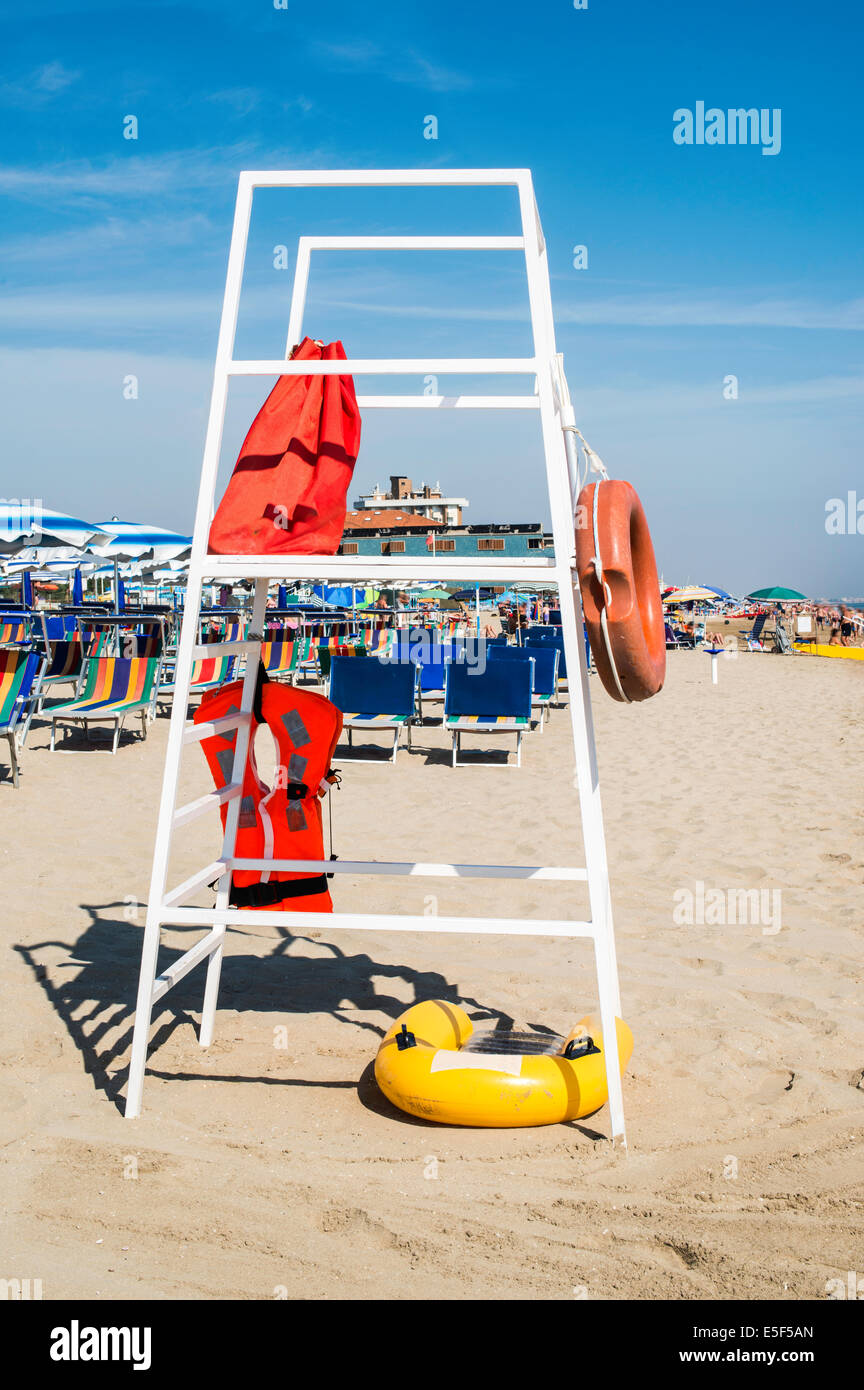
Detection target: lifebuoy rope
<box><xmin>588</xmin><ymin>481</ymin><xmax>632</xmax><ymax>705</ymax></box>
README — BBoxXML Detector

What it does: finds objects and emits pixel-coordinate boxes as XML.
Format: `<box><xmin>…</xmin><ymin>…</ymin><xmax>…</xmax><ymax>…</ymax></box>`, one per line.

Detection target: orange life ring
<box><xmin>575</xmin><ymin>479</ymin><xmax>666</xmax><ymax>703</ymax></box>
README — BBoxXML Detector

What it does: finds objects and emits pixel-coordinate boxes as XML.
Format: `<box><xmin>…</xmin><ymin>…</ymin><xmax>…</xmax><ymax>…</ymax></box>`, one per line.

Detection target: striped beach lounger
<box><xmin>261</xmin><ymin>638</ymin><xmax>298</xmax><ymax>681</ymax></box>
<box><xmin>0</xmin><ymin>620</ymin><xmax>28</xmax><ymax>645</ymax></box>
<box><xmin>159</xmin><ymin>655</ymin><xmax>235</xmax><ymax>702</ymax></box>
<box><xmin>49</xmin><ymin>656</ymin><xmax>161</xmax><ymax>753</ymax></box>
<box><xmin>444</xmin><ymin>660</ymin><xmax>533</xmax><ymax>767</ymax></box>
<box><xmin>0</xmin><ymin>648</ymin><xmax>46</xmax><ymax>787</ymax></box>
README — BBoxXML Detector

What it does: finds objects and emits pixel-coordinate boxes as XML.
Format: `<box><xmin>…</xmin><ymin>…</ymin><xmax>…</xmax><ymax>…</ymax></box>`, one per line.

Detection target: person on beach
<box><xmin>829</xmin><ymin>609</ymin><xmax>842</xmax><ymax>644</ymax></box>
<box><xmin>840</xmin><ymin>608</ymin><xmax>853</xmax><ymax>646</ymax></box>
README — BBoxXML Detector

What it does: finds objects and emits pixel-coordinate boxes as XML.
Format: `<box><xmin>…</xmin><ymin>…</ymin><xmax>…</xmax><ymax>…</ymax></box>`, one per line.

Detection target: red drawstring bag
<box><xmin>208</xmin><ymin>337</ymin><xmax>361</xmax><ymax>555</ymax></box>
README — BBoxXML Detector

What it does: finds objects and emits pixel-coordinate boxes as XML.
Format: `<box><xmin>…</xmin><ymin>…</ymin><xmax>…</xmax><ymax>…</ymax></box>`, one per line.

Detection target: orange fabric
<box><xmin>208</xmin><ymin>337</ymin><xmax>361</xmax><ymax>556</ymax></box>
<box><xmin>194</xmin><ymin>676</ymin><xmax>343</xmax><ymax>911</ymax></box>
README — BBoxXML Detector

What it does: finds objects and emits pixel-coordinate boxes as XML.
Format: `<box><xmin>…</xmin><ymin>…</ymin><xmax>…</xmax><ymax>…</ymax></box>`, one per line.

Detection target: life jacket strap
<box><xmin>229</xmin><ymin>875</ymin><xmax>329</xmax><ymax>908</ymax></box>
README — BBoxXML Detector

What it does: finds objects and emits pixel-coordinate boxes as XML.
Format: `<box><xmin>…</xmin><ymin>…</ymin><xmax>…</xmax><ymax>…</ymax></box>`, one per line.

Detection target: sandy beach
<box><xmin>1</xmin><ymin>646</ymin><xmax>862</xmax><ymax>1301</ymax></box>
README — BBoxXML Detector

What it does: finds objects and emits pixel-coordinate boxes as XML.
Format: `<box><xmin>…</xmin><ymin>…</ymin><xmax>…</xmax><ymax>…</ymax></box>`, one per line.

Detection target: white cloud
<box><xmin>0</xmin><ymin>61</ymin><xmax>80</xmax><ymax>106</ymax></box>
<box><xmin>554</xmin><ymin>293</ymin><xmax>864</xmax><ymax>332</ymax></box>
<box><xmin>310</xmin><ymin>40</ymin><xmax>476</xmax><ymax>92</ymax></box>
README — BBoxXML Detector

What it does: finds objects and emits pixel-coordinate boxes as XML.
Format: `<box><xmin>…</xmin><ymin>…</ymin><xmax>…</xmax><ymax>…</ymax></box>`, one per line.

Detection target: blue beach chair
<box><xmin>328</xmin><ymin>655</ymin><xmax>417</xmax><ymax>763</ymax></box>
<box><xmin>489</xmin><ymin>643</ymin><xmax>559</xmax><ymax>728</ymax></box>
<box><xmin>444</xmin><ymin>659</ymin><xmax>533</xmax><ymax>767</ymax></box>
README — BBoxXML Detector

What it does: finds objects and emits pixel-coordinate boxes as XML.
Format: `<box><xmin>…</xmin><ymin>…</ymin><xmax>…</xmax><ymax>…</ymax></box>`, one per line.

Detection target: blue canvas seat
<box><xmin>328</xmin><ymin>654</ymin><xmax>417</xmax><ymax>763</ymax></box>
<box><xmin>444</xmin><ymin>660</ymin><xmax>532</xmax><ymax>767</ymax></box>
<box><xmin>488</xmin><ymin>643</ymin><xmax>559</xmax><ymax>728</ymax></box>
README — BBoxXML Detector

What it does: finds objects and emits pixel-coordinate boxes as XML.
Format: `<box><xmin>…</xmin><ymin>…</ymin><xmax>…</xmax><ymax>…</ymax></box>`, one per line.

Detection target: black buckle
<box><xmin>395</xmin><ymin>1024</ymin><xmax>417</xmax><ymax>1051</ymax></box>
<box><xmin>563</xmin><ymin>1034</ymin><xmax>601</xmax><ymax>1060</ymax></box>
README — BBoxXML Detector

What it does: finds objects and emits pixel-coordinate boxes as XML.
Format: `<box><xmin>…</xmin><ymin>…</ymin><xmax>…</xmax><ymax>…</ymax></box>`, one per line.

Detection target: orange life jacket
<box><xmin>194</xmin><ymin>672</ymin><xmax>343</xmax><ymax>910</ymax></box>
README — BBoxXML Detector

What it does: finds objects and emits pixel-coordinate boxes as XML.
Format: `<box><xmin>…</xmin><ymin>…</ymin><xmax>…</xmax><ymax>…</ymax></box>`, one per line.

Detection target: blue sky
<box><xmin>1</xmin><ymin>0</ymin><xmax>861</xmax><ymax>595</ymax></box>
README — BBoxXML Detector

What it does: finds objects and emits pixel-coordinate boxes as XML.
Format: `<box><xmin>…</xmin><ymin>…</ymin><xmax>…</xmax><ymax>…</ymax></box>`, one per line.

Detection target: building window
<box><xmin>477</xmin><ymin>537</ymin><xmax>505</xmax><ymax>551</ymax></box>
<box><xmin>381</xmin><ymin>540</ymin><xmax>406</xmax><ymax>554</ymax></box>
<box><xmin>527</xmin><ymin>538</ymin><xmax>546</xmax><ymax>550</ymax></box>
<box><xmin>340</xmin><ymin>541</ymin><xmax>359</xmax><ymax>554</ymax></box>
<box><xmin>436</xmin><ymin>538</ymin><xmax>455</xmax><ymax>552</ymax></box>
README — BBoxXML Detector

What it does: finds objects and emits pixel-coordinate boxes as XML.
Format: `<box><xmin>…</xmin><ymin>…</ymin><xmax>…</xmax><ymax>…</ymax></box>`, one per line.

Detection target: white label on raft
<box><xmin>429</xmin><ymin>1050</ymin><xmax>523</xmax><ymax>1077</ymax></box>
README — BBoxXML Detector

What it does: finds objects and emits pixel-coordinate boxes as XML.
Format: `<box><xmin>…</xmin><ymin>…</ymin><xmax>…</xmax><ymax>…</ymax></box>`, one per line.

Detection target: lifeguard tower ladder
<box><xmin>125</xmin><ymin>169</ymin><xmax>627</xmax><ymax>1146</ymax></box>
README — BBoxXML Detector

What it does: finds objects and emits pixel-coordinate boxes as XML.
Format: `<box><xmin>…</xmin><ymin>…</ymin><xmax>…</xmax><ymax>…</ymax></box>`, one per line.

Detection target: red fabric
<box><xmin>208</xmin><ymin>337</ymin><xmax>361</xmax><ymax>555</ymax></box>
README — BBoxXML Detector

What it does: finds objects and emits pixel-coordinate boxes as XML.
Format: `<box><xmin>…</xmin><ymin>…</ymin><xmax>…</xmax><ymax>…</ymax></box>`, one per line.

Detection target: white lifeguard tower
<box><xmin>125</xmin><ymin>169</ymin><xmax>628</xmax><ymax>1146</ymax></box>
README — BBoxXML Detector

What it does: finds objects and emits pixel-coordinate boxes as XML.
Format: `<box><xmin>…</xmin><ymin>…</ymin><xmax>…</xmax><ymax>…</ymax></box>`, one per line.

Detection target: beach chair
<box><xmin>444</xmin><ymin>659</ymin><xmax>533</xmax><ymax>767</ymax></box>
<box><xmin>773</xmin><ymin>620</ymin><xmax>795</xmax><ymax>655</ymax></box>
<box><xmin>159</xmin><ymin>654</ymin><xmax>236</xmax><ymax>709</ymax></box>
<box><xmin>0</xmin><ymin>618</ymin><xmax>29</xmax><ymax>646</ymax></box>
<box><xmin>316</xmin><ymin>642</ymin><xmax>366</xmax><ymax>683</ymax></box>
<box><xmin>261</xmin><ymin>637</ymin><xmax>300</xmax><ymax>682</ymax></box>
<box><xmin>36</xmin><ymin>639</ymin><xmax>85</xmax><ymax>708</ymax></box>
<box><xmin>488</xmin><ymin>643</ymin><xmax>559</xmax><ymax>728</ymax></box>
<box><xmin>743</xmin><ymin>612</ymin><xmax>768</xmax><ymax>650</ymax></box>
<box><xmin>664</xmin><ymin>621</ymin><xmax>689</xmax><ymax>650</ymax></box>
<box><xmin>49</xmin><ymin>656</ymin><xmax>161</xmax><ymax>753</ymax></box>
<box><xmin>525</xmin><ymin>629</ymin><xmax>567</xmax><ymax>681</ymax></box>
<box><xmin>0</xmin><ymin>648</ymin><xmax>47</xmax><ymax>787</ymax></box>
<box><xmin>328</xmin><ymin>654</ymin><xmax>417</xmax><ymax>762</ymax></box>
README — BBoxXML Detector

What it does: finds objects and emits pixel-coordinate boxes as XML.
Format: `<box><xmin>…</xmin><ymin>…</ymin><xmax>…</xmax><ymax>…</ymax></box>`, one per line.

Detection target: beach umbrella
<box><xmin>662</xmin><ymin>586</ymin><xmax>718</xmax><ymax>604</ymax></box>
<box><xmin>21</xmin><ymin>570</ymin><xmax>33</xmax><ymax>606</ymax></box>
<box><xmin>72</xmin><ymin>567</ymin><xmax>84</xmax><ymax>605</ymax></box>
<box><xmin>746</xmin><ymin>586</ymin><xmax>808</xmax><ymax>602</ymax></box>
<box><xmin>89</xmin><ymin>519</ymin><xmax>192</xmax><ymax>615</ymax></box>
<box><xmin>278</xmin><ymin>585</ymin><xmax>289</xmax><ymax>608</ymax></box>
<box><xmin>702</xmin><ymin>586</ymin><xmax>733</xmax><ymax>601</ymax></box>
<box><xmin>0</xmin><ymin>503</ymin><xmax>111</xmax><ymax>556</ymax></box>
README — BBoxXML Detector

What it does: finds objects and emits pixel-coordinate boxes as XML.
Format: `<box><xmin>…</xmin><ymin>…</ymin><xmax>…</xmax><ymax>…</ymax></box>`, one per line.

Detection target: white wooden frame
<box><xmin>125</xmin><ymin>169</ymin><xmax>626</xmax><ymax>1146</ymax></box>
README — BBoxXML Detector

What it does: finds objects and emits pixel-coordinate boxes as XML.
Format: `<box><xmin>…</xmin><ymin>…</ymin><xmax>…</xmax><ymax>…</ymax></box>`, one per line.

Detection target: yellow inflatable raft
<box><xmin>374</xmin><ymin>1000</ymin><xmax>633</xmax><ymax>1127</ymax></box>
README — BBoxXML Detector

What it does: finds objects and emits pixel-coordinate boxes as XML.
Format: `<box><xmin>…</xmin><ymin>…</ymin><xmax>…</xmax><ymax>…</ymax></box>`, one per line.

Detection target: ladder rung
<box><xmin>225</xmin><ymin>357</ymin><xmax>538</xmax><ymax>377</ymax></box>
<box><xmin>163</xmin><ymin>861</ymin><xmax>227</xmax><ymax>909</ymax></box>
<box><xmin>183</xmin><ymin>712</ymin><xmax>252</xmax><ymax>744</ymax></box>
<box><xmin>228</xmin><ymin>858</ymin><xmax>588</xmax><ymax>881</ymax></box>
<box><xmin>174</xmin><ymin>783</ymin><xmax>241</xmax><ymax>827</ymax></box>
<box><xmin>151</xmin><ymin>927</ymin><xmax>224</xmax><ymax>1004</ymax></box>
<box><xmin>158</xmin><ymin>906</ymin><xmax>597</xmax><ymax>939</ymax></box>
<box><xmin>192</xmin><ymin>640</ymin><xmax>260</xmax><ymax>659</ymax></box>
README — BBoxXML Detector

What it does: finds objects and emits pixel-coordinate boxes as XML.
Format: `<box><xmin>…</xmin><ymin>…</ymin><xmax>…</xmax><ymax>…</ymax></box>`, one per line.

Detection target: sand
<box><xmin>1</xmin><ymin>647</ymin><xmax>862</xmax><ymax>1300</ymax></box>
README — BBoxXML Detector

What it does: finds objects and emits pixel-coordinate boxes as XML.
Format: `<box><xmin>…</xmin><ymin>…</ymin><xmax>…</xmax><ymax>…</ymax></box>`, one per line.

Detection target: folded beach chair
<box><xmin>444</xmin><ymin>659</ymin><xmax>533</xmax><ymax>768</ymax></box>
<box><xmin>328</xmin><ymin>654</ymin><xmax>417</xmax><ymax>762</ymax></box>
<box><xmin>49</xmin><ymin>656</ymin><xmax>161</xmax><ymax>753</ymax></box>
<box><xmin>773</xmin><ymin>620</ymin><xmax>795</xmax><ymax>655</ymax></box>
<box><xmin>488</xmin><ymin>644</ymin><xmax>559</xmax><ymax>728</ymax></box>
<box><xmin>0</xmin><ymin>648</ymin><xmax>46</xmax><ymax>787</ymax></box>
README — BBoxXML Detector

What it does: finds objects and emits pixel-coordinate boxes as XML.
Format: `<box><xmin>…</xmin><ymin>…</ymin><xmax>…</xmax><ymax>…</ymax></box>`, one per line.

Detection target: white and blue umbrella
<box><xmin>91</xmin><ymin>520</ymin><xmax>192</xmax><ymax>565</ymax></box>
<box><xmin>0</xmin><ymin>503</ymin><xmax>111</xmax><ymax>556</ymax></box>
<box><xmin>89</xmin><ymin>519</ymin><xmax>192</xmax><ymax>613</ymax></box>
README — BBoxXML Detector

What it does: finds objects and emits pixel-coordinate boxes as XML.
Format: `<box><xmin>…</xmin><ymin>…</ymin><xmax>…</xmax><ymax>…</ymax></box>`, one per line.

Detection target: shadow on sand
<box><xmin>16</xmin><ymin>900</ymin><xmax>526</xmax><ymax>1120</ymax></box>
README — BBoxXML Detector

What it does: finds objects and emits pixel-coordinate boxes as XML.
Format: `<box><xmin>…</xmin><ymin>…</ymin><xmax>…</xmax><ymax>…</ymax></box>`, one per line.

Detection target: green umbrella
<box><xmin>746</xmin><ymin>586</ymin><xmax>808</xmax><ymax>601</ymax></box>
<box><xmin>416</xmin><ymin>588</ymin><xmax>453</xmax><ymax>602</ymax></box>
